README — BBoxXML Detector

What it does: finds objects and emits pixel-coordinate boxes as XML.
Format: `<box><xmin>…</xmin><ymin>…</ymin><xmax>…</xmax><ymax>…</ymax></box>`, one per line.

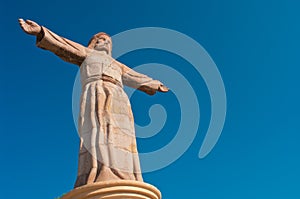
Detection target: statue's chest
<box><xmin>80</xmin><ymin>52</ymin><xmax>122</xmax><ymax>80</ymax></box>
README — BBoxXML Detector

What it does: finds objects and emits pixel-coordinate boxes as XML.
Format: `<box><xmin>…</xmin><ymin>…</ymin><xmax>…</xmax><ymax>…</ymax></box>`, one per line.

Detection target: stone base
<box><xmin>61</xmin><ymin>180</ymin><xmax>162</xmax><ymax>199</ymax></box>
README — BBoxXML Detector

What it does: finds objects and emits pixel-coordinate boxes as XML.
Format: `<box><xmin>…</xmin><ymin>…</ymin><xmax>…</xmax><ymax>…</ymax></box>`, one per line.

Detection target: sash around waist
<box><xmin>81</xmin><ymin>75</ymin><xmax>123</xmax><ymax>88</ymax></box>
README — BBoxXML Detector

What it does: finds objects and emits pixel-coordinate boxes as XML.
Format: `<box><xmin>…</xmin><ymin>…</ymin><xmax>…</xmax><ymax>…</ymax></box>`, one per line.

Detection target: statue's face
<box><xmin>94</xmin><ymin>35</ymin><xmax>112</xmax><ymax>54</ymax></box>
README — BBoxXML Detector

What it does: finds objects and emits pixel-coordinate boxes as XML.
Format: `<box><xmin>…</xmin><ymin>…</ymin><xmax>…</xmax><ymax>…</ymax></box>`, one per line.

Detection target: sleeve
<box><xmin>120</xmin><ymin>62</ymin><xmax>165</xmax><ymax>95</ymax></box>
<box><xmin>36</xmin><ymin>26</ymin><xmax>89</xmax><ymax>66</ymax></box>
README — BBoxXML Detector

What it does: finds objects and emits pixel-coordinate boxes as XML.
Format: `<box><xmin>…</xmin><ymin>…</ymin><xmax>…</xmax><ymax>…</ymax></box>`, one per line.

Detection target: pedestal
<box><xmin>61</xmin><ymin>180</ymin><xmax>162</xmax><ymax>199</ymax></box>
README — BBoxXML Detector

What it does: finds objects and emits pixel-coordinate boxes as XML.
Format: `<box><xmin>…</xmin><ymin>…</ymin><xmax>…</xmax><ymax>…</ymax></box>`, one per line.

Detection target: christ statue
<box><xmin>19</xmin><ymin>19</ymin><xmax>169</xmax><ymax>188</ymax></box>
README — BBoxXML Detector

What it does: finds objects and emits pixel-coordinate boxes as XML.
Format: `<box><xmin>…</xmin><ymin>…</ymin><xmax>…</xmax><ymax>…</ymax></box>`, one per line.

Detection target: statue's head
<box><xmin>87</xmin><ymin>32</ymin><xmax>112</xmax><ymax>55</ymax></box>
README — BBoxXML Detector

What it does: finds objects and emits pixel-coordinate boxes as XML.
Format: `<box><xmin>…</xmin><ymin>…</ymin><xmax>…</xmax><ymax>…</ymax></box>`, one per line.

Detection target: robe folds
<box><xmin>36</xmin><ymin>27</ymin><xmax>164</xmax><ymax>187</ymax></box>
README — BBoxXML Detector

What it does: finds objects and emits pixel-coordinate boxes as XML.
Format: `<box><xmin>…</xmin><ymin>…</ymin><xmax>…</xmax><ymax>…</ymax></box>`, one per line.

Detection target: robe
<box><xmin>36</xmin><ymin>27</ymin><xmax>164</xmax><ymax>188</ymax></box>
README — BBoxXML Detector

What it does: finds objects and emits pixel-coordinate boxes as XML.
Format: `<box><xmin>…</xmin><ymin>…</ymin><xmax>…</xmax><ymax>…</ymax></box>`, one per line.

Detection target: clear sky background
<box><xmin>0</xmin><ymin>0</ymin><xmax>298</xmax><ymax>198</ymax></box>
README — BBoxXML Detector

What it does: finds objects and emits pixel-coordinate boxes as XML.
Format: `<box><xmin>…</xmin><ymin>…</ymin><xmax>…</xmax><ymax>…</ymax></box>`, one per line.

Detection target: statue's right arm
<box><xmin>19</xmin><ymin>19</ymin><xmax>89</xmax><ymax>66</ymax></box>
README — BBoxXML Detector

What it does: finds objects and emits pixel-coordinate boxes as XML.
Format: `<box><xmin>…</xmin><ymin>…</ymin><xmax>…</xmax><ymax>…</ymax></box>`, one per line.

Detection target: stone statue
<box><xmin>19</xmin><ymin>19</ymin><xmax>169</xmax><ymax>188</ymax></box>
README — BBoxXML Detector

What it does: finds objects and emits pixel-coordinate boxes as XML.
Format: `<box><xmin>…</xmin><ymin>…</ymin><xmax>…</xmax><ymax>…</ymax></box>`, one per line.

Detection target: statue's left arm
<box><xmin>119</xmin><ymin>61</ymin><xmax>169</xmax><ymax>95</ymax></box>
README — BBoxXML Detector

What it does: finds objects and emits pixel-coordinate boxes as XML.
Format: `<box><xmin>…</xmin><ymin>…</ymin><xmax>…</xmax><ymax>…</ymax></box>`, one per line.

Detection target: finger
<box><xmin>18</xmin><ymin>20</ymin><xmax>30</xmax><ymax>33</ymax></box>
<box><xmin>18</xmin><ymin>18</ymin><xmax>25</xmax><ymax>23</ymax></box>
<box><xmin>19</xmin><ymin>22</ymin><xmax>27</xmax><ymax>30</ymax></box>
<box><xmin>26</xmin><ymin>19</ymin><xmax>37</xmax><ymax>25</ymax></box>
<box><xmin>161</xmin><ymin>85</ymin><xmax>169</xmax><ymax>89</ymax></box>
<box><xmin>160</xmin><ymin>86</ymin><xmax>169</xmax><ymax>92</ymax></box>
<box><xmin>18</xmin><ymin>18</ymin><xmax>26</xmax><ymax>25</ymax></box>
<box><xmin>19</xmin><ymin>20</ymin><xmax>27</xmax><ymax>28</ymax></box>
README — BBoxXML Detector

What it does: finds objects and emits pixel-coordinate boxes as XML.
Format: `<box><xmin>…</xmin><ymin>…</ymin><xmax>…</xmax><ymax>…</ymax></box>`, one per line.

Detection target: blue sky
<box><xmin>1</xmin><ymin>0</ymin><xmax>299</xmax><ymax>198</ymax></box>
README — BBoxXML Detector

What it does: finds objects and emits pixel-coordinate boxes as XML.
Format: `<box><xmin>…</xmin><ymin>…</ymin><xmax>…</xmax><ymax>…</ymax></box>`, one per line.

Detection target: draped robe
<box><xmin>36</xmin><ymin>27</ymin><xmax>164</xmax><ymax>188</ymax></box>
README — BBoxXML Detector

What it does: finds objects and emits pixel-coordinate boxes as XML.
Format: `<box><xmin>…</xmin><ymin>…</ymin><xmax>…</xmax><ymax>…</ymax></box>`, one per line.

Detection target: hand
<box><xmin>158</xmin><ymin>85</ymin><xmax>169</xmax><ymax>92</ymax></box>
<box><xmin>18</xmin><ymin>18</ymin><xmax>41</xmax><ymax>36</ymax></box>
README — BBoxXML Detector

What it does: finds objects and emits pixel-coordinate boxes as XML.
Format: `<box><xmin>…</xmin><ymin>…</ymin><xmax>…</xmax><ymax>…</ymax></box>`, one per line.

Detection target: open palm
<box><xmin>18</xmin><ymin>19</ymin><xmax>41</xmax><ymax>36</ymax></box>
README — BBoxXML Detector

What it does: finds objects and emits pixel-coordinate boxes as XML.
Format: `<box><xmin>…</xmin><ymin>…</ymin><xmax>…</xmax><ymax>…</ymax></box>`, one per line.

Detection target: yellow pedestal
<box><xmin>61</xmin><ymin>180</ymin><xmax>161</xmax><ymax>199</ymax></box>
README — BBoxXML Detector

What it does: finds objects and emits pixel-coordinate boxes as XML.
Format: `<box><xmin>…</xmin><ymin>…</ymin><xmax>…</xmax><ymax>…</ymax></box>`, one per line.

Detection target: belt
<box><xmin>82</xmin><ymin>75</ymin><xmax>123</xmax><ymax>88</ymax></box>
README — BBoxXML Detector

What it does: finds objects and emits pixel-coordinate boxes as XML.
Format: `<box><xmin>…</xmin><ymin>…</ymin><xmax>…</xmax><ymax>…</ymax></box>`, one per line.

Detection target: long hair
<box><xmin>87</xmin><ymin>32</ymin><xmax>112</xmax><ymax>49</ymax></box>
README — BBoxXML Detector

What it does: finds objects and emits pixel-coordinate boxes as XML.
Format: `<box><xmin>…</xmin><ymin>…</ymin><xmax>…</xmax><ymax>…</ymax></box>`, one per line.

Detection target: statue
<box><xmin>19</xmin><ymin>19</ymin><xmax>169</xmax><ymax>188</ymax></box>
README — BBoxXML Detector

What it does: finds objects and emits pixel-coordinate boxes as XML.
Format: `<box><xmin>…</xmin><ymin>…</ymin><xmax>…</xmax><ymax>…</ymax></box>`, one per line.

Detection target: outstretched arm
<box><xmin>19</xmin><ymin>19</ymin><xmax>89</xmax><ymax>66</ymax></box>
<box><xmin>119</xmin><ymin>61</ymin><xmax>169</xmax><ymax>95</ymax></box>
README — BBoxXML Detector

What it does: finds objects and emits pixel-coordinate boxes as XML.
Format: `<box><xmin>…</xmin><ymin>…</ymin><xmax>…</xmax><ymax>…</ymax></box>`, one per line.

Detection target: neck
<box><xmin>94</xmin><ymin>48</ymin><xmax>111</xmax><ymax>56</ymax></box>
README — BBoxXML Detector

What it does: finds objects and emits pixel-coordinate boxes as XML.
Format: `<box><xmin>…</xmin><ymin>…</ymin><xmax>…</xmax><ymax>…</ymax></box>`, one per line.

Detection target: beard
<box><xmin>94</xmin><ymin>44</ymin><xmax>111</xmax><ymax>54</ymax></box>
